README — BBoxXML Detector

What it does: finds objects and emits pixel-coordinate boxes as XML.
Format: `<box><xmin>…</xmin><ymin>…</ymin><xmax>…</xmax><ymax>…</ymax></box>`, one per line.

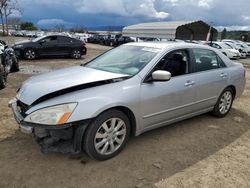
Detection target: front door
<box><xmin>38</xmin><ymin>36</ymin><xmax>60</xmax><ymax>56</ymax></box>
<box><xmin>140</xmin><ymin>49</ymin><xmax>200</xmax><ymax>129</ymax></box>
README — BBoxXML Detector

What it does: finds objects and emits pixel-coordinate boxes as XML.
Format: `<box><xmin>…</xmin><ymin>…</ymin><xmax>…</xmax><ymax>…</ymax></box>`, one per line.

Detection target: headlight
<box><xmin>15</xmin><ymin>44</ymin><xmax>23</xmax><ymax>48</ymax></box>
<box><xmin>24</xmin><ymin>103</ymin><xmax>77</xmax><ymax>125</ymax></box>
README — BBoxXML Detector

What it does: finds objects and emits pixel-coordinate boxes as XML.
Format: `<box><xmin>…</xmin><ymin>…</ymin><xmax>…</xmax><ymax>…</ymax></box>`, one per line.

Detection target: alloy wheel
<box><xmin>73</xmin><ymin>50</ymin><xmax>81</xmax><ymax>59</ymax></box>
<box><xmin>219</xmin><ymin>91</ymin><xmax>232</xmax><ymax>114</ymax></box>
<box><xmin>94</xmin><ymin>118</ymin><xmax>127</xmax><ymax>155</ymax></box>
<box><xmin>25</xmin><ymin>50</ymin><xmax>36</xmax><ymax>59</ymax></box>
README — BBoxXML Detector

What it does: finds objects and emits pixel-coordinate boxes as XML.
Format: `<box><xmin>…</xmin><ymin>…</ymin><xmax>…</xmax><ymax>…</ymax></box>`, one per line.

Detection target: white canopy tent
<box><xmin>122</xmin><ymin>20</ymin><xmax>217</xmax><ymax>41</ymax></box>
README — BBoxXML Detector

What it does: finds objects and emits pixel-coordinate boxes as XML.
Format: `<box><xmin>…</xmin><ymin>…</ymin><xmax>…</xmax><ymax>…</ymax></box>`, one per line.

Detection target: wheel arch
<box><xmin>226</xmin><ymin>85</ymin><xmax>236</xmax><ymax>99</ymax></box>
<box><xmin>23</xmin><ymin>47</ymin><xmax>38</xmax><ymax>58</ymax></box>
<box><xmin>95</xmin><ymin>106</ymin><xmax>137</xmax><ymax>137</ymax></box>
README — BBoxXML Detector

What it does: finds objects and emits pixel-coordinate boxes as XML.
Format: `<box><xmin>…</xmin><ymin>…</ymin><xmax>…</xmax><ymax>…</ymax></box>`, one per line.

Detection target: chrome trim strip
<box><xmin>143</xmin><ymin>96</ymin><xmax>217</xmax><ymax>119</ymax></box>
<box><xmin>143</xmin><ymin>107</ymin><xmax>214</xmax><ymax>132</ymax></box>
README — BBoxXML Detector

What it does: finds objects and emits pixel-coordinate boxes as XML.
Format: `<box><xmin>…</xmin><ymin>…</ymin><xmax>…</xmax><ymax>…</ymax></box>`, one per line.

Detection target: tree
<box><xmin>54</xmin><ymin>24</ymin><xmax>65</xmax><ymax>32</ymax></box>
<box><xmin>221</xmin><ymin>28</ymin><xmax>227</xmax><ymax>40</ymax></box>
<box><xmin>7</xmin><ymin>17</ymin><xmax>21</xmax><ymax>30</ymax></box>
<box><xmin>69</xmin><ymin>26</ymin><xmax>86</xmax><ymax>33</ymax></box>
<box><xmin>20</xmin><ymin>22</ymin><xmax>37</xmax><ymax>31</ymax></box>
<box><xmin>0</xmin><ymin>0</ymin><xmax>22</xmax><ymax>35</ymax></box>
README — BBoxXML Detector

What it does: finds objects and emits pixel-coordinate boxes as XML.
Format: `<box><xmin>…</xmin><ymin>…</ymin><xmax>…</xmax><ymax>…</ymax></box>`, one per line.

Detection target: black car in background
<box><xmin>114</xmin><ymin>36</ymin><xmax>135</xmax><ymax>46</ymax></box>
<box><xmin>88</xmin><ymin>35</ymin><xmax>134</xmax><ymax>47</ymax></box>
<box><xmin>104</xmin><ymin>34</ymin><xmax>122</xmax><ymax>46</ymax></box>
<box><xmin>88</xmin><ymin>35</ymin><xmax>105</xmax><ymax>44</ymax></box>
<box><xmin>12</xmin><ymin>35</ymin><xmax>87</xmax><ymax>60</ymax></box>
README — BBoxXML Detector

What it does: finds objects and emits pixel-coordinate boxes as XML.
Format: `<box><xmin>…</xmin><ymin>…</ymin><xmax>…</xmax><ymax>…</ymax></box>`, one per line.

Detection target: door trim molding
<box><xmin>143</xmin><ymin>96</ymin><xmax>217</xmax><ymax>119</ymax></box>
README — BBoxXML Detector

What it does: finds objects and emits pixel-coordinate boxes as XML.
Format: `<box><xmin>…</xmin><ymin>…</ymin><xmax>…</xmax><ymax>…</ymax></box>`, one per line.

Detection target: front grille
<box><xmin>16</xmin><ymin>100</ymin><xmax>29</xmax><ymax>117</ymax></box>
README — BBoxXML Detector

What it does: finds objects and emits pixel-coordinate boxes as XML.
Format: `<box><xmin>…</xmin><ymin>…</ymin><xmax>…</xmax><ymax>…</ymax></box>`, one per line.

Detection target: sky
<box><xmin>15</xmin><ymin>0</ymin><xmax>250</xmax><ymax>31</ymax></box>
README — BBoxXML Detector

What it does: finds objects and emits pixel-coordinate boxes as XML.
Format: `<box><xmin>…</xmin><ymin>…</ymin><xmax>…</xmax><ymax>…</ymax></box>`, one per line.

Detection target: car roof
<box><xmin>213</xmin><ymin>41</ymin><xmax>226</xmax><ymax>45</ymax></box>
<box><xmin>125</xmin><ymin>41</ymin><xmax>213</xmax><ymax>51</ymax></box>
<box><xmin>43</xmin><ymin>34</ymin><xmax>73</xmax><ymax>38</ymax></box>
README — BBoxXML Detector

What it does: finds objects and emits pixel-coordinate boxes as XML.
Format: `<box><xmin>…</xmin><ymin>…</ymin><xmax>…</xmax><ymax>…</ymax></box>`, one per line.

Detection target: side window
<box><xmin>58</xmin><ymin>36</ymin><xmax>71</xmax><ymax>43</ymax></box>
<box><xmin>212</xmin><ymin>43</ymin><xmax>221</xmax><ymax>49</ymax></box>
<box><xmin>44</xmin><ymin>36</ymin><xmax>57</xmax><ymax>43</ymax></box>
<box><xmin>154</xmin><ymin>49</ymin><xmax>189</xmax><ymax>77</ymax></box>
<box><xmin>192</xmin><ymin>49</ymin><xmax>225</xmax><ymax>73</ymax></box>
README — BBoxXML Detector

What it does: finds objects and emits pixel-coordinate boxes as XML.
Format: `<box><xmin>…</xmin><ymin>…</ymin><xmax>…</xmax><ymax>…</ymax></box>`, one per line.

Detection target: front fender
<box><xmin>67</xmin><ymin>96</ymin><xmax>138</xmax><ymax>122</ymax></box>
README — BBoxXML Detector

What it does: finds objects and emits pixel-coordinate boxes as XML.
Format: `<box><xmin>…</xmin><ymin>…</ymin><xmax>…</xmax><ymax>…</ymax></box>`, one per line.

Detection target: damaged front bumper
<box><xmin>9</xmin><ymin>99</ymin><xmax>89</xmax><ymax>154</ymax></box>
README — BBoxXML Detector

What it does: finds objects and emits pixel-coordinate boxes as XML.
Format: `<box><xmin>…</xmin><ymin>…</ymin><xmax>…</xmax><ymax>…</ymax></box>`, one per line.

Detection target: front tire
<box><xmin>24</xmin><ymin>49</ymin><xmax>36</xmax><ymax>60</ymax></box>
<box><xmin>212</xmin><ymin>87</ymin><xmax>234</xmax><ymax>117</ymax></box>
<box><xmin>83</xmin><ymin>109</ymin><xmax>130</xmax><ymax>160</ymax></box>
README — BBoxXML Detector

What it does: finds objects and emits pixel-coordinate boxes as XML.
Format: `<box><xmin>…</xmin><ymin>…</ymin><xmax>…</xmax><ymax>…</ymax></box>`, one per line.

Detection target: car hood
<box><xmin>228</xmin><ymin>49</ymin><xmax>240</xmax><ymax>54</ymax></box>
<box><xmin>14</xmin><ymin>40</ymin><xmax>33</xmax><ymax>46</ymax></box>
<box><xmin>17</xmin><ymin>66</ymin><xmax>129</xmax><ymax>105</ymax></box>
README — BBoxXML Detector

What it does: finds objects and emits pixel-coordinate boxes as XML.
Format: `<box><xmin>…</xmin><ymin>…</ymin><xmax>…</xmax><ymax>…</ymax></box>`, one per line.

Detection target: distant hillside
<box><xmin>86</xmin><ymin>26</ymin><xmax>124</xmax><ymax>32</ymax></box>
<box><xmin>219</xmin><ymin>31</ymin><xmax>250</xmax><ymax>41</ymax></box>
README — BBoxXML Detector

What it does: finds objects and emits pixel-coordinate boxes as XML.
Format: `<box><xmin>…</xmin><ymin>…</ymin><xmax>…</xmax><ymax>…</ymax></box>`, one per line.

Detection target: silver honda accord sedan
<box><xmin>9</xmin><ymin>42</ymin><xmax>245</xmax><ymax>160</ymax></box>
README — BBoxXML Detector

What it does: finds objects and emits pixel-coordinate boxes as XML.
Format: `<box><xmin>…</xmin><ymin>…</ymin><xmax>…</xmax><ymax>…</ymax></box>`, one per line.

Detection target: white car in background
<box><xmin>74</xmin><ymin>33</ymin><xmax>91</xmax><ymax>43</ymax></box>
<box><xmin>223</xmin><ymin>41</ymin><xmax>247</xmax><ymax>58</ymax></box>
<box><xmin>207</xmin><ymin>42</ymin><xmax>240</xmax><ymax>59</ymax></box>
<box><xmin>235</xmin><ymin>41</ymin><xmax>250</xmax><ymax>56</ymax></box>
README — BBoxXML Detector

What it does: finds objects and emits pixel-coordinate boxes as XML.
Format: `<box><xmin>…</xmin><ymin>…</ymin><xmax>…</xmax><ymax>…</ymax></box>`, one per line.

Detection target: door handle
<box><xmin>220</xmin><ymin>73</ymin><xmax>228</xmax><ymax>78</ymax></box>
<box><xmin>185</xmin><ymin>81</ymin><xmax>195</xmax><ymax>87</ymax></box>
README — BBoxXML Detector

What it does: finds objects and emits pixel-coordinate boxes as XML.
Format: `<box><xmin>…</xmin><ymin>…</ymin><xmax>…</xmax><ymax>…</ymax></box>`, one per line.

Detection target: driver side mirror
<box><xmin>151</xmin><ymin>70</ymin><xmax>171</xmax><ymax>82</ymax></box>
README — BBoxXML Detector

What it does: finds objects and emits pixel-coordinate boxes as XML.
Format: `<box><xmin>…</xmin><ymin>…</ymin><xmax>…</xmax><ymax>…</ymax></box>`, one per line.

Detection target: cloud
<box><xmin>37</xmin><ymin>19</ymin><xmax>66</xmax><ymax>25</ymax></box>
<box><xmin>75</xmin><ymin>0</ymin><xmax>169</xmax><ymax>19</ymax></box>
<box><xmin>162</xmin><ymin>0</ymin><xmax>179</xmax><ymax>6</ymax></box>
<box><xmin>243</xmin><ymin>16</ymin><xmax>250</xmax><ymax>21</ymax></box>
<box><xmin>198</xmin><ymin>0</ymin><xmax>213</xmax><ymax>8</ymax></box>
<box><xmin>37</xmin><ymin>19</ymin><xmax>74</xmax><ymax>28</ymax></box>
<box><xmin>18</xmin><ymin>0</ymin><xmax>250</xmax><ymax>30</ymax></box>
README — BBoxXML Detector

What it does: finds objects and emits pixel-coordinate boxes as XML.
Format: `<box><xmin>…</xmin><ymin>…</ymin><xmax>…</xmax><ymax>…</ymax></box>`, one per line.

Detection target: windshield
<box><xmin>219</xmin><ymin>42</ymin><xmax>232</xmax><ymax>49</ymax></box>
<box><xmin>225</xmin><ymin>43</ymin><xmax>237</xmax><ymax>49</ymax></box>
<box><xmin>236</xmin><ymin>44</ymin><xmax>244</xmax><ymax>48</ymax></box>
<box><xmin>85</xmin><ymin>45</ymin><xmax>161</xmax><ymax>76</ymax></box>
<box><xmin>223</xmin><ymin>43</ymin><xmax>233</xmax><ymax>49</ymax></box>
<box><xmin>32</xmin><ymin>36</ymin><xmax>46</xmax><ymax>42</ymax></box>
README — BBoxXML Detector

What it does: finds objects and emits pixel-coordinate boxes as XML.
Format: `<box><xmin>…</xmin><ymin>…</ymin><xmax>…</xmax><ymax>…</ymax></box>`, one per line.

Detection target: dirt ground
<box><xmin>0</xmin><ymin>37</ymin><xmax>250</xmax><ymax>188</ymax></box>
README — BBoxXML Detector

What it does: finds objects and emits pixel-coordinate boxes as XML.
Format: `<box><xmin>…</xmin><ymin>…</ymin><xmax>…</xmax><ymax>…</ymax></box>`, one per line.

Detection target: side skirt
<box><xmin>137</xmin><ymin>107</ymin><xmax>214</xmax><ymax>136</ymax></box>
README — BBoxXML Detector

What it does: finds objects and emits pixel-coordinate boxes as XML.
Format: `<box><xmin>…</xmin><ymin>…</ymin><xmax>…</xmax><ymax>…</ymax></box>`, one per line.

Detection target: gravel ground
<box><xmin>0</xmin><ymin>37</ymin><xmax>249</xmax><ymax>188</ymax></box>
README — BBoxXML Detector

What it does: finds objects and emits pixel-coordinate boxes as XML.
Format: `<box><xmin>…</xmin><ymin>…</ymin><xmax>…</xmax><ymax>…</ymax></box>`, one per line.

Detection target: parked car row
<box><xmin>88</xmin><ymin>34</ymin><xmax>135</xmax><ymax>46</ymax></box>
<box><xmin>133</xmin><ymin>38</ymin><xmax>250</xmax><ymax>60</ymax></box>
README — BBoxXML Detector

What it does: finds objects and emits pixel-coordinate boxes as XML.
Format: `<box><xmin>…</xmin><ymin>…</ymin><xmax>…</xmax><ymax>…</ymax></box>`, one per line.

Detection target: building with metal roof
<box><xmin>122</xmin><ymin>20</ymin><xmax>217</xmax><ymax>41</ymax></box>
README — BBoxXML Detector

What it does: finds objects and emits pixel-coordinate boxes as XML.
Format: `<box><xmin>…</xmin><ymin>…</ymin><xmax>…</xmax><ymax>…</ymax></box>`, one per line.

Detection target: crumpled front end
<box><xmin>9</xmin><ymin>98</ymin><xmax>89</xmax><ymax>154</ymax></box>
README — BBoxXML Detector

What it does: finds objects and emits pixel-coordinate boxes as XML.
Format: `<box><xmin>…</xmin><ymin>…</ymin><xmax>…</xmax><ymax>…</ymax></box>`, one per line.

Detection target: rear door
<box><xmin>57</xmin><ymin>36</ymin><xmax>73</xmax><ymax>55</ymax></box>
<box><xmin>188</xmin><ymin>48</ymin><xmax>229</xmax><ymax>110</ymax></box>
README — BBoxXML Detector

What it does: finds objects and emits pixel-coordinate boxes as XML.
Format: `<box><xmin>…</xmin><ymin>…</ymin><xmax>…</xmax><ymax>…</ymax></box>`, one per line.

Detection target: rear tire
<box><xmin>71</xmin><ymin>49</ymin><xmax>82</xmax><ymax>59</ymax></box>
<box><xmin>212</xmin><ymin>87</ymin><xmax>234</xmax><ymax>117</ymax></box>
<box><xmin>83</xmin><ymin>109</ymin><xmax>130</xmax><ymax>160</ymax></box>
